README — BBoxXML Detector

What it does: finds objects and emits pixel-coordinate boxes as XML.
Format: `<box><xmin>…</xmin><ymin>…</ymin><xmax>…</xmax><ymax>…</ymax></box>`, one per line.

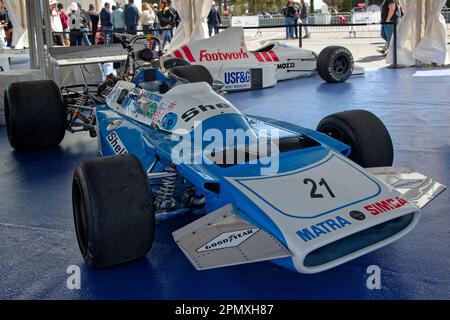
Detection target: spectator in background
<box><xmin>100</xmin><ymin>2</ymin><xmax>113</xmax><ymax>44</ymax></box>
<box><xmin>168</xmin><ymin>1</ymin><xmax>180</xmax><ymax>29</ymax></box>
<box><xmin>283</xmin><ymin>0</ymin><xmax>296</xmax><ymax>39</ymax></box>
<box><xmin>125</xmin><ymin>0</ymin><xmax>139</xmax><ymax>35</ymax></box>
<box><xmin>300</xmin><ymin>0</ymin><xmax>310</xmax><ymax>38</ymax></box>
<box><xmin>88</xmin><ymin>4</ymin><xmax>99</xmax><ymax>45</ymax></box>
<box><xmin>293</xmin><ymin>2</ymin><xmax>300</xmax><ymax>39</ymax></box>
<box><xmin>157</xmin><ymin>0</ymin><xmax>175</xmax><ymax>51</ymax></box>
<box><xmin>378</xmin><ymin>0</ymin><xmax>398</xmax><ymax>55</ymax></box>
<box><xmin>58</xmin><ymin>3</ymin><xmax>69</xmax><ymax>46</ymax></box>
<box><xmin>0</xmin><ymin>0</ymin><xmax>7</xmax><ymax>49</ymax></box>
<box><xmin>68</xmin><ymin>2</ymin><xmax>83</xmax><ymax>46</ymax></box>
<box><xmin>223</xmin><ymin>6</ymin><xmax>230</xmax><ymax>17</ymax></box>
<box><xmin>78</xmin><ymin>3</ymin><xmax>92</xmax><ymax>45</ymax></box>
<box><xmin>140</xmin><ymin>2</ymin><xmax>156</xmax><ymax>35</ymax></box>
<box><xmin>50</xmin><ymin>1</ymin><xmax>64</xmax><ymax>46</ymax></box>
<box><xmin>0</xmin><ymin>1</ymin><xmax>11</xmax><ymax>48</ymax></box>
<box><xmin>112</xmin><ymin>3</ymin><xmax>126</xmax><ymax>34</ymax></box>
<box><xmin>207</xmin><ymin>1</ymin><xmax>221</xmax><ymax>37</ymax></box>
<box><xmin>152</xmin><ymin>3</ymin><xmax>160</xmax><ymax>36</ymax></box>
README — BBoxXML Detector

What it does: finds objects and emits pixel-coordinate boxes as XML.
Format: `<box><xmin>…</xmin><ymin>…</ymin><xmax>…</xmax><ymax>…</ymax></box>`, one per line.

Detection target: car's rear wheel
<box><xmin>317</xmin><ymin>110</ymin><xmax>393</xmax><ymax>167</ymax></box>
<box><xmin>72</xmin><ymin>155</ymin><xmax>155</xmax><ymax>268</ymax></box>
<box><xmin>4</xmin><ymin>80</ymin><xmax>66</xmax><ymax>151</ymax></box>
<box><xmin>317</xmin><ymin>46</ymin><xmax>354</xmax><ymax>83</ymax></box>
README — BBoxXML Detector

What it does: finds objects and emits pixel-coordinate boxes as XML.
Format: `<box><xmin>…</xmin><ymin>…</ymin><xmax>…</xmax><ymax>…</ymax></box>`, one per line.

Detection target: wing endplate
<box><xmin>173</xmin><ymin>204</ymin><xmax>290</xmax><ymax>270</ymax></box>
<box><xmin>367</xmin><ymin>167</ymin><xmax>446</xmax><ymax>209</ymax></box>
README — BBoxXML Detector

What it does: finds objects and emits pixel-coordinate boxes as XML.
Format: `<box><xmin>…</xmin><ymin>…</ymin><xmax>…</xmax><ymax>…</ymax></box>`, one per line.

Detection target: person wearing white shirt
<box><xmin>140</xmin><ymin>2</ymin><xmax>156</xmax><ymax>35</ymax></box>
<box><xmin>50</xmin><ymin>0</ymin><xmax>64</xmax><ymax>45</ymax></box>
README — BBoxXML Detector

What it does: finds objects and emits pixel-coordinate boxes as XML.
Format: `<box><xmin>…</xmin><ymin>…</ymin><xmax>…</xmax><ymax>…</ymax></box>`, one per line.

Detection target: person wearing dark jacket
<box><xmin>124</xmin><ymin>0</ymin><xmax>139</xmax><ymax>35</ymax></box>
<box><xmin>283</xmin><ymin>0</ymin><xmax>296</xmax><ymax>39</ymax></box>
<box><xmin>88</xmin><ymin>4</ymin><xmax>99</xmax><ymax>44</ymax></box>
<box><xmin>300</xmin><ymin>0</ymin><xmax>310</xmax><ymax>38</ymax></box>
<box><xmin>100</xmin><ymin>2</ymin><xmax>113</xmax><ymax>44</ymax></box>
<box><xmin>157</xmin><ymin>1</ymin><xmax>175</xmax><ymax>51</ymax></box>
<box><xmin>207</xmin><ymin>1</ymin><xmax>221</xmax><ymax>37</ymax></box>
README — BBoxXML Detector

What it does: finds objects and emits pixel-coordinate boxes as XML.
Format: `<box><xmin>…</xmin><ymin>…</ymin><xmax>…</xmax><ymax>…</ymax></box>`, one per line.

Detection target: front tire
<box><xmin>4</xmin><ymin>80</ymin><xmax>66</xmax><ymax>151</ymax></box>
<box><xmin>317</xmin><ymin>110</ymin><xmax>393</xmax><ymax>167</ymax></box>
<box><xmin>317</xmin><ymin>46</ymin><xmax>354</xmax><ymax>83</ymax></box>
<box><xmin>72</xmin><ymin>155</ymin><xmax>155</xmax><ymax>268</ymax></box>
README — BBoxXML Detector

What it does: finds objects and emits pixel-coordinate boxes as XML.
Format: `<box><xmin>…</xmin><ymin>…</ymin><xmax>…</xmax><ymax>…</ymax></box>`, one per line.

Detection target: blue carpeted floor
<box><xmin>0</xmin><ymin>67</ymin><xmax>449</xmax><ymax>299</ymax></box>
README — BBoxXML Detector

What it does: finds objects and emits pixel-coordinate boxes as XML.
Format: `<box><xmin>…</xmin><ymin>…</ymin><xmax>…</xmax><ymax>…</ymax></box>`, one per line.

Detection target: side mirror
<box><xmin>212</xmin><ymin>79</ymin><xmax>225</xmax><ymax>92</ymax></box>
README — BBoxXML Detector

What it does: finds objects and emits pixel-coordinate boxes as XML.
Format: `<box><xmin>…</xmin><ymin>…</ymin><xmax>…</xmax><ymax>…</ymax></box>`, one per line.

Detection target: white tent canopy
<box><xmin>387</xmin><ymin>0</ymin><xmax>449</xmax><ymax>66</ymax></box>
<box><xmin>169</xmin><ymin>0</ymin><xmax>212</xmax><ymax>51</ymax></box>
<box><xmin>4</xmin><ymin>0</ymin><xmax>28</xmax><ymax>49</ymax></box>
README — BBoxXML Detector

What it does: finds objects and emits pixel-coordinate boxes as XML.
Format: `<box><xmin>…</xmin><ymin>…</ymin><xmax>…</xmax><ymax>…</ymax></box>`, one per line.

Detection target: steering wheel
<box><xmin>121</xmin><ymin>35</ymin><xmax>162</xmax><ymax>63</ymax></box>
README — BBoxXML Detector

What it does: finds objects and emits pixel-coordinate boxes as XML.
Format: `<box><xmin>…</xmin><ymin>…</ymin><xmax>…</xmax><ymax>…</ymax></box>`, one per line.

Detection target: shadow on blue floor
<box><xmin>0</xmin><ymin>67</ymin><xmax>449</xmax><ymax>299</ymax></box>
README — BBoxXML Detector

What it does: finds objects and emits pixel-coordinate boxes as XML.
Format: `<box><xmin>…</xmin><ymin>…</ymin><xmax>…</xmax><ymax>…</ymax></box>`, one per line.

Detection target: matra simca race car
<box><xmin>3</xmin><ymin>36</ymin><xmax>445</xmax><ymax>273</ymax></box>
<box><xmin>164</xmin><ymin>27</ymin><xmax>361</xmax><ymax>91</ymax></box>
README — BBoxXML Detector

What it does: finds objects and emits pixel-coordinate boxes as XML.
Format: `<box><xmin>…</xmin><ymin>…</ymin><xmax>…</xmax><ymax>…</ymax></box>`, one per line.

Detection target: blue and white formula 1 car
<box><xmin>164</xmin><ymin>27</ymin><xmax>363</xmax><ymax>91</ymax></box>
<box><xmin>3</xmin><ymin>38</ymin><xmax>445</xmax><ymax>273</ymax></box>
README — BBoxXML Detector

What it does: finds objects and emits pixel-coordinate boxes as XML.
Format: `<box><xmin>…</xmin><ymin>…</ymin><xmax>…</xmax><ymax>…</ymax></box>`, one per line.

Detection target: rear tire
<box><xmin>4</xmin><ymin>80</ymin><xmax>66</xmax><ymax>151</ymax></box>
<box><xmin>316</xmin><ymin>110</ymin><xmax>393</xmax><ymax>167</ymax></box>
<box><xmin>317</xmin><ymin>46</ymin><xmax>354</xmax><ymax>83</ymax></box>
<box><xmin>72</xmin><ymin>155</ymin><xmax>155</xmax><ymax>268</ymax></box>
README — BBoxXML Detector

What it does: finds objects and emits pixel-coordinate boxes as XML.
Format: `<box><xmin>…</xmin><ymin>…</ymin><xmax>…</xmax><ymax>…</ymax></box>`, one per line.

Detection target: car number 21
<box><xmin>303</xmin><ymin>178</ymin><xmax>335</xmax><ymax>198</ymax></box>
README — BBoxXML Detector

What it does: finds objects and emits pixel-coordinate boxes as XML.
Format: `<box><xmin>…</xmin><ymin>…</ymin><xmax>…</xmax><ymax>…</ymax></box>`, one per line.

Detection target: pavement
<box><xmin>1</xmin><ymin>67</ymin><xmax>449</xmax><ymax>299</ymax></box>
<box><xmin>243</xmin><ymin>26</ymin><xmax>450</xmax><ymax>69</ymax></box>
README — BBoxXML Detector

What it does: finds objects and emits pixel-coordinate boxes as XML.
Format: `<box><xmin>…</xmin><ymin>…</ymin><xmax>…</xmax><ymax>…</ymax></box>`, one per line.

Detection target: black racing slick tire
<box><xmin>316</xmin><ymin>110</ymin><xmax>394</xmax><ymax>168</ymax></box>
<box><xmin>170</xmin><ymin>65</ymin><xmax>214</xmax><ymax>86</ymax></box>
<box><xmin>4</xmin><ymin>80</ymin><xmax>66</xmax><ymax>151</ymax></box>
<box><xmin>72</xmin><ymin>155</ymin><xmax>155</xmax><ymax>268</ymax></box>
<box><xmin>317</xmin><ymin>46</ymin><xmax>354</xmax><ymax>83</ymax></box>
<box><xmin>163</xmin><ymin>57</ymin><xmax>191</xmax><ymax>70</ymax></box>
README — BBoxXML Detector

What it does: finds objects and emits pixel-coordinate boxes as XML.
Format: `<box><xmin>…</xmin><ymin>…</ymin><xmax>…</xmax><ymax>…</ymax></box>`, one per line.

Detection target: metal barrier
<box><xmin>222</xmin><ymin>9</ymin><xmax>450</xmax><ymax>36</ymax></box>
<box><xmin>218</xmin><ymin>20</ymin><xmax>398</xmax><ymax>67</ymax></box>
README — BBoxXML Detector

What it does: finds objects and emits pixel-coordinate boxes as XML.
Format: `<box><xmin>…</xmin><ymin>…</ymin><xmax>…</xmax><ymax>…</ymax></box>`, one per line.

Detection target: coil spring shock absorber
<box><xmin>155</xmin><ymin>166</ymin><xmax>178</xmax><ymax>211</ymax></box>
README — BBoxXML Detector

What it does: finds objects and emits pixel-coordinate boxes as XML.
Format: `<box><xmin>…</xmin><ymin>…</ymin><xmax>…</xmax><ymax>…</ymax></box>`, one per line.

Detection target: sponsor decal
<box><xmin>143</xmin><ymin>92</ymin><xmax>163</xmax><ymax>103</ymax></box>
<box><xmin>106</xmin><ymin>120</ymin><xmax>122</xmax><ymax>131</ymax></box>
<box><xmin>349</xmin><ymin>210</ymin><xmax>366</xmax><ymax>221</ymax></box>
<box><xmin>363</xmin><ymin>197</ymin><xmax>409</xmax><ymax>216</ymax></box>
<box><xmin>162</xmin><ymin>112</ymin><xmax>178</xmax><ymax>131</ymax></box>
<box><xmin>296</xmin><ymin>215</ymin><xmax>352</xmax><ymax>242</ymax></box>
<box><xmin>181</xmin><ymin>103</ymin><xmax>231</xmax><ymax>123</ymax></box>
<box><xmin>145</xmin><ymin>102</ymin><xmax>159</xmax><ymax>119</ymax></box>
<box><xmin>277</xmin><ymin>62</ymin><xmax>295</xmax><ymax>69</ymax></box>
<box><xmin>223</xmin><ymin>70</ymin><xmax>251</xmax><ymax>89</ymax></box>
<box><xmin>199</xmin><ymin>48</ymin><xmax>249</xmax><ymax>62</ymax></box>
<box><xmin>224</xmin><ymin>71</ymin><xmax>251</xmax><ymax>85</ymax></box>
<box><xmin>392</xmin><ymin>178</ymin><xmax>426</xmax><ymax>189</ymax></box>
<box><xmin>253</xmin><ymin>50</ymin><xmax>279</xmax><ymax>63</ymax></box>
<box><xmin>197</xmin><ymin>228</ymin><xmax>260</xmax><ymax>252</ymax></box>
<box><xmin>106</xmin><ymin>131</ymin><xmax>128</xmax><ymax>155</ymax></box>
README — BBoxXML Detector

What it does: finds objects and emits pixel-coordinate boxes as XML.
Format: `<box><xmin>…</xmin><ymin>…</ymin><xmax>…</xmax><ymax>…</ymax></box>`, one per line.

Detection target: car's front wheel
<box><xmin>72</xmin><ymin>155</ymin><xmax>155</xmax><ymax>268</ymax></box>
<box><xmin>317</xmin><ymin>110</ymin><xmax>393</xmax><ymax>168</ymax></box>
<box><xmin>316</xmin><ymin>46</ymin><xmax>354</xmax><ymax>83</ymax></box>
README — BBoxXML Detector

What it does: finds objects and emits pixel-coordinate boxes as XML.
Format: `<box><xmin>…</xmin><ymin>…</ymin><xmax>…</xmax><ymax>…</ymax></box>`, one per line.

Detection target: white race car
<box><xmin>164</xmin><ymin>27</ymin><xmax>362</xmax><ymax>91</ymax></box>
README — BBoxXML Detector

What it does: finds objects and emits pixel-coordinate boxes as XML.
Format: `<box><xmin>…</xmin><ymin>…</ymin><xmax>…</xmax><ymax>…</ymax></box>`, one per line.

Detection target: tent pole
<box><xmin>415</xmin><ymin>0</ymin><xmax>422</xmax><ymax>65</ymax></box>
<box><xmin>42</xmin><ymin>0</ymin><xmax>53</xmax><ymax>49</ymax></box>
<box><xmin>25</xmin><ymin>0</ymin><xmax>37</xmax><ymax>68</ymax></box>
